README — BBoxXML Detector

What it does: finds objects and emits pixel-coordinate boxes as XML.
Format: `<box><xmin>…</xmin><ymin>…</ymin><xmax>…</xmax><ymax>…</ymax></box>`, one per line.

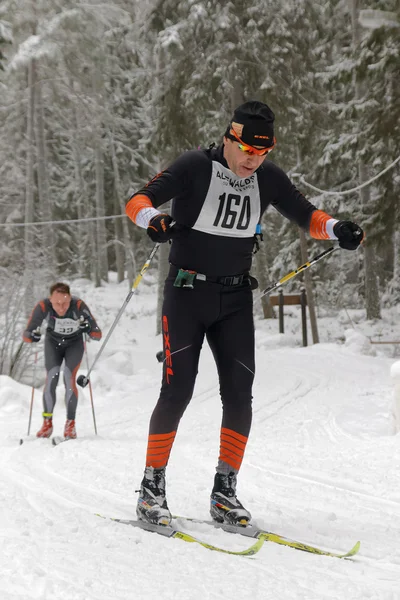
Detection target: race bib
<box><xmin>53</xmin><ymin>317</ymin><xmax>80</xmax><ymax>335</ymax></box>
<box><xmin>192</xmin><ymin>161</ymin><xmax>260</xmax><ymax>237</ymax></box>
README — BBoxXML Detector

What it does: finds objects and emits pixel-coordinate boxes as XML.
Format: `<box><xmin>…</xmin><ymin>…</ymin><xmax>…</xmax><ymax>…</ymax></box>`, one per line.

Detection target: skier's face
<box><xmin>223</xmin><ymin>137</ymin><xmax>267</xmax><ymax>178</ymax></box>
<box><xmin>50</xmin><ymin>291</ymin><xmax>71</xmax><ymax>316</ymax></box>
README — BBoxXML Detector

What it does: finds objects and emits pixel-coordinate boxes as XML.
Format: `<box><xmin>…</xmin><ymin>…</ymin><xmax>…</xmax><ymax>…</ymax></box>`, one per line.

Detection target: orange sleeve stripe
<box><xmin>309</xmin><ymin>210</ymin><xmax>334</xmax><ymax>239</ymax></box>
<box><xmin>90</xmin><ymin>331</ymin><xmax>102</xmax><ymax>339</ymax></box>
<box><xmin>126</xmin><ymin>194</ymin><xmax>153</xmax><ymax>224</ymax></box>
<box><xmin>23</xmin><ymin>300</ymin><xmax>46</xmax><ymax>338</ymax></box>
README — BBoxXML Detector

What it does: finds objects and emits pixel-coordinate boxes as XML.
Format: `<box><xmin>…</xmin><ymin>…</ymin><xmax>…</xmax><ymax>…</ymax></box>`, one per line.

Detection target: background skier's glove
<box><xmin>147</xmin><ymin>213</ymin><xmax>174</xmax><ymax>243</ymax></box>
<box><xmin>333</xmin><ymin>221</ymin><xmax>364</xmax><ymax>251</ymax></box>
<box><xmin>30</xmin><ymin>330</ymin><xmax>41</xmax><ymax>343</ymax></box>
<box><xmin>79</xmin><ymin>320</ymin><xmax>91</xmax><ymax>333</ymax></box>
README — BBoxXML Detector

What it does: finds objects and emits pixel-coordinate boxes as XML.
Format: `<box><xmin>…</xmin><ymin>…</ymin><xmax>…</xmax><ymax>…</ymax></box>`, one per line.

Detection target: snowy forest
<box><xmin>0</xmin><ymin>0</ymin><xmax>399</xmax><ymax>377</ymax></box>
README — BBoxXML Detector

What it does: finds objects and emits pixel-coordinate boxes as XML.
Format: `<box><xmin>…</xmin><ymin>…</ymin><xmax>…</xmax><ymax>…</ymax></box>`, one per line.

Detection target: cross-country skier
<box><xmin>126</xmin><ymin>100</ymin><xmax>364</xmax><ymax>526</ymax></box>
<box><xmin>23</xmin><ymin>282</ymin><xmax>102</xmax><ymax>440</ymax></box>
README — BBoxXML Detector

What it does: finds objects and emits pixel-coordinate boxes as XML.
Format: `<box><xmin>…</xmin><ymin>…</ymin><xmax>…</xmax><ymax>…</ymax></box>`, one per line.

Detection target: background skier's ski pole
<box><xmin>77</xmin><ymin>242</ymin><xmax>161</xmax><ymax>388</ymax></box>
<box><xmin>19</xmin><ymin>342</ymin><xmax>40</xmax><ymax>444</ymax></box>
<box><xmin>84</xmin><ymin>338</ymin><xmax>97</xmax><ymax>434</ymax></box>
<box><xmin>27</xmin><ymin>349</ymin><xmax>39</xmax><ymax>436</ymax></box>
<box><xmin>254</xmin><ymin>246</ymin><xmax>339</xmax><ymax>303</ymax></box>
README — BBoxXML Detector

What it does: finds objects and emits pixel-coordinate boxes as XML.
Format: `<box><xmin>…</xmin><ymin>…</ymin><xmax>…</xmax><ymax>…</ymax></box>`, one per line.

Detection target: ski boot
<box><xmin>36</xmin><ymin>417</ymin><xmax>53</xmax><ymax>438</ymax></box>
<box><xmin>210</xmin><ymin>471</ymin><xmax>251</xmax><ymax>526</ymax></box>
<box><xmin>136</xmin><ymin>466</ymin><xmax>172</xmax><ymax>526</ymax></box>
<box><xmin>64</xmin><ymin>419</ymin><xmax>77</xmax><ymax>439</ymax></box>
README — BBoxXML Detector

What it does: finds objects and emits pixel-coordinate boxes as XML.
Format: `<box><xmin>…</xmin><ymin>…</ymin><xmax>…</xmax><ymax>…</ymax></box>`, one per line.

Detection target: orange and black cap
<box><xmin>225</xmin><ymin>100</ymin><xmax>275</xmax><ymax>149</ymax></box>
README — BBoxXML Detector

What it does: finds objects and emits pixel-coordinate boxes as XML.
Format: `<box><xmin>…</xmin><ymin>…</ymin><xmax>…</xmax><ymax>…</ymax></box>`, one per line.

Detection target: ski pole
<box><xmin>254</xmin><ymin>246</ymin><xmax>339</xmax><ymax>303</ymax></box>
<box><xmin>84</xmin><ymin>337</ymin><xmax>98</xmax><ymax>434</ymax></box>
<box><xmin>77</xmin><ymin>242</ymin><xmax>161</xmax><ymax>388</ymax></box>
<box><xmin>20</xmin><ymin>345</ymin><xmax>39</xmax><ymax>443</ymax></box>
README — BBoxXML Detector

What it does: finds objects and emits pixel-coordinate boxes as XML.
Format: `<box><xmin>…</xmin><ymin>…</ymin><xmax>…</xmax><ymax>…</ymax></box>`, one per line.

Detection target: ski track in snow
<box><xmin>1</xmin><ymin>278</ymin><xmax>400</xmax><ymax>599</ymax></box>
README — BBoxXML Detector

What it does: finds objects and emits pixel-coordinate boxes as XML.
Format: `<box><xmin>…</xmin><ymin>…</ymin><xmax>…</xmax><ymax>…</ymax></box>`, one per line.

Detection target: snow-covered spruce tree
<box><xmin>0</xmin><ymin>18</ymin><xmax>12</xmax><ymax>70</ymax></box>
<box><xmin>356</xmin><ymin>3</ymin><xmax>400</xmax><ymax>305</ymax></box>
<box><xmin>303</xmin><ymin>0</ymin><xmax>399</xmax><ymax>318</ymax></box>
<box><xmin>1</xmin><ymin>1</ymin><xmax>154</xmax><ymax>288</ymax></box>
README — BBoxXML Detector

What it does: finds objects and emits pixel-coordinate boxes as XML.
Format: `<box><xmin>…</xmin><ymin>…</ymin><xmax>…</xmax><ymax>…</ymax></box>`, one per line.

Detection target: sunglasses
<box><xmin>229</xmin><ymin>128</ymin><xmax>276</xmax><ymax>156</ymax></box>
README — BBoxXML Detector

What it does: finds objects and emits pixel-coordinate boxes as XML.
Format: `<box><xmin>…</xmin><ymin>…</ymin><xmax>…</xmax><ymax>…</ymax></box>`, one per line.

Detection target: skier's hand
<box><xmin>333</xmin><ymin>221</ymin><xmax>364</xmax><ymax>251</ymax></box>
<box><xmin>30</xmin><ymin>330</ymin><xmax>41</xmax><ymax>343</ymax></box>
<box><xmin>147</xmin><ymin>213</ymin><xmax>174</xmax><ymax>243</ymax></box>
<box><xmin>79</xmin><ymin>320</ymin><xmax>91</xmax><ymax>333</ymax></box>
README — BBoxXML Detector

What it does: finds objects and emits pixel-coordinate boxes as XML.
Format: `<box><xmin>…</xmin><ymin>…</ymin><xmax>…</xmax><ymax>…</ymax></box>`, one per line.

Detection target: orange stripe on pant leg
<box><xmin>71</xmin><ymin>362</ymin><xmax>81</xmax><ymax>399</ymax></box>
<box><xmin>221</xmin><ymin>427</ymin><xmax>248</xmax><ymax>444</ymax></box>
<box><xmin>220</xmin><ymin>441</ymin><xmax>245</xmax><ymax>467</ymax></box>
<box><xmin>219</xmin><ymin>428</ymin><xmax>248</xmax><ymax>471</ymax></box>
<box><xmin>221</xmin><ymin>432</ymin><xmax>247</xmax><ymax>450</ymax></box>
<box><xmin>220</xmin><ymin>440</ymin><xmax>245</xmax><ymax>458</ymax></box>
<box><xmin>219</xmin><ymin>449</ymin><xmax>243</xmax><ymax>471</ymax></box>
<box><xmin>146</xmin><ymin>431</ymin><xmax>176</xmax><ymax>468</ymax></box>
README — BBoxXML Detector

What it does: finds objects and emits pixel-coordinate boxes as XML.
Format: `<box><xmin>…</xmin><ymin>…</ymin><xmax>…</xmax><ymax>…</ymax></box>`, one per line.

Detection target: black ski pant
<box><xmin>43</xmin><ymin>334</ymin><xmax>84</xmax><ymax>420</ymax></box>
<box><xmin>147</xmin><ymin>268</ymin><xmax>255</xmax><ymax>469</ymax></box>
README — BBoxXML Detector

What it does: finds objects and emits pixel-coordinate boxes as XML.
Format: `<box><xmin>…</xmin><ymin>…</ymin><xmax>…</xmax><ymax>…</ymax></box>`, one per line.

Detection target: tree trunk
<box><xmin>91</xmin><ymin>220</ymin><xmax>100</xmax><ymax>287</ymax></box>
<box><xmin>23</xmin><ymin>59</ymin><xmax>36</xmax><ymax>315</ymax></box>
<box><xmin>34</xmin><ymin>76</ymin><xmax>56</xmax><ymax>281</ymax></box>
<box><xmin>254</xmin><ymin>242</ymin><xmax>275</xmax><ymax>319</ymax></box>
<box><xmin>113</xmin><ymin>198</ymin><xmax>125</xmax><ymax>283</ymax></box>
<box><xmin>108</xmin><ymin>131</ymin><xmax>136</xmax><ymax>286</ymax></box>
<box><xmin>94</xmin><ymin>143</ymin><xmax>109</xmax><ymax>283</ymax></box>
<box><xmin>71</xmin><ymin>83</ymin><xmax>90</xmax><ymax>279</ymax></box>
<box><xmin>92</xmin><ymin>68</ymin><xmax>108</xmax><ymax>285</ymax></box>
<box><xmin>351</xmin><ymin>0</ymin><xmax>381</xmax><ymax>319</ymax></box>
<box><xmin>230</xmin><ymin>80</ymin><xmax>245</xmax><ymax>113</ymax></box>
<box><xmin>299</xmin><ymin>228</ymin><xmax>319</xmax><ymax>344</ymax></box>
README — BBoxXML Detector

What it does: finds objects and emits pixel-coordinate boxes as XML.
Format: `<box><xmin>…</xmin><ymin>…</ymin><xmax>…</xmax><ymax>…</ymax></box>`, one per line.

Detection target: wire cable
<box><xmin>294</xmin><ymin>154</ymin><xmax>400</xmax><ymax>196</ymax></box>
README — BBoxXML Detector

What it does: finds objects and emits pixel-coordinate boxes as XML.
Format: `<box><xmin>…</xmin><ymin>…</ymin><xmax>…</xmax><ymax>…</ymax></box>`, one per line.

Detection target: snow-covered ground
<box><xmin>2</xmin><ymin>272</ymin><xmax>400</xmax><ymax>600</ymax></box>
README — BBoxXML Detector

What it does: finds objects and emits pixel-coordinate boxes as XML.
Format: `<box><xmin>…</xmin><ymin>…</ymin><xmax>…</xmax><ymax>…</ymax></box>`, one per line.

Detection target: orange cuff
<box><xmin>309</xmin><ymin>209</ymin><xmax>335</xmax><ymax>240</ymax></box>
<box><xmin>126</xmin><ymin>194</ymin><xmax>153</xmax><ymax>224</ymax></box>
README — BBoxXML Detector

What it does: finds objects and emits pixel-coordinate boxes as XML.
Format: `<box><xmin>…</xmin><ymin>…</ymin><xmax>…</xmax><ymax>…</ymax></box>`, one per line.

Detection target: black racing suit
<box><xmin>23</xmin><ymin>297</ymin><xmax>102</xmax><ymax>420</ymax></box>
<box><xmin>129</xmin><ymin>144</ymin><xmax>317</xmax><ymax>473</ymax></box>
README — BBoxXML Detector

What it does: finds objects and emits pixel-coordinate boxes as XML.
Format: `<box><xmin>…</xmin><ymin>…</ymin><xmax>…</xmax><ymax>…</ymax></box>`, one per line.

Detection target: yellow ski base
<box><xmin>172</xmin><ymin>515</ymin><xmax>360</xmax><ymax>560</ymax></box>
<box><xmin>96</xmin><ymin>514</ymin><xmax>265</xmax><ymax>556</ymax></box>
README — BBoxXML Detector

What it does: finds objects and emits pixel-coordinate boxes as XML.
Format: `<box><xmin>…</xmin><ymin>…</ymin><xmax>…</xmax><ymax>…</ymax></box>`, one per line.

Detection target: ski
<box><xmin>19</xmin><ymin>436</ymin><xmax>53</xmax><ymax>445</ymax></box>
<box><xmin>172</xmin><ymin>515</ymin><xmax>360</xmax><ymax>559</ymax></box>
<box><xmin>96</xmin><ymin>514</ymin><xmax>265</xmax><ymax>556</ymax></box>
<box><xmin>19</xmin><ymin>436</ymin><xmax>73</xmax><ymax>446</ymax></box>
<box><xmin>52</xmin><ymin>436</ymin><xmax>72</xmax><ymax>446</ymax></box>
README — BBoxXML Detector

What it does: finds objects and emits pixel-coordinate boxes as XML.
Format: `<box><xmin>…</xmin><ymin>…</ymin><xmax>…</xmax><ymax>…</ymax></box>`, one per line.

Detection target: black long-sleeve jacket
<box><xmin>130</xmin><ymin>144</ymin><xmax>318</xmax><ymax>276</ymax></box>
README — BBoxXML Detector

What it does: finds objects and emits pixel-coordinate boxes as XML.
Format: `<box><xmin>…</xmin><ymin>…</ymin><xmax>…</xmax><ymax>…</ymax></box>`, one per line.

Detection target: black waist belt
<box><xmin>170</xmin><ymin>265</ymin><xmax>248</xmax><ymax>287</ymax></box>
<box><xmin>201</xmin><ymin>273</ymin><xmax>247</xmax><ymax>286</ymax></box>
